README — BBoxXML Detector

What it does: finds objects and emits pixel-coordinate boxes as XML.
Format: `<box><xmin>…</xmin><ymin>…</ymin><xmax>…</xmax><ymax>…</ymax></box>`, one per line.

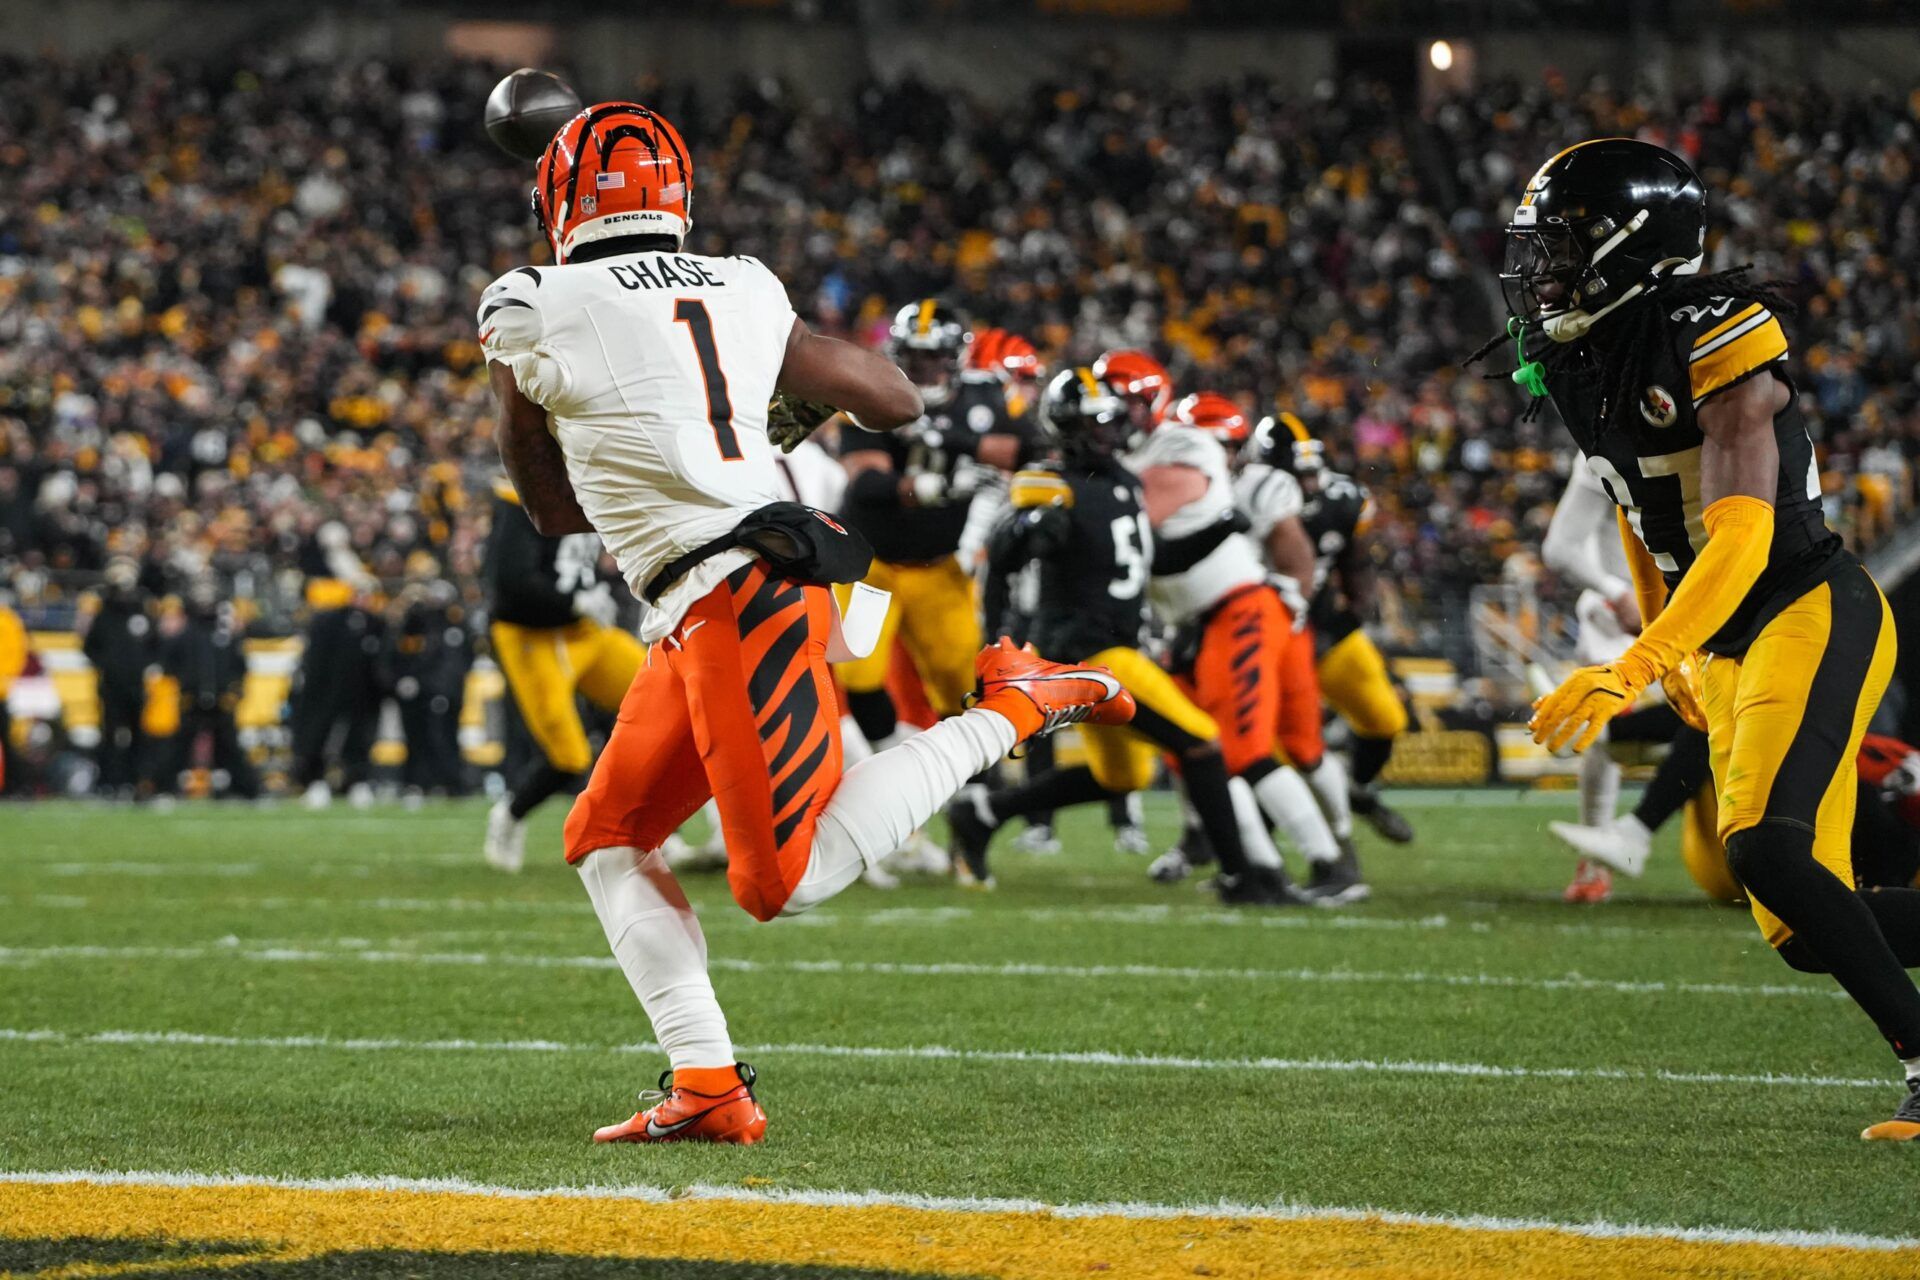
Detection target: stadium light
<box><xmin>1429</xmin><ymin>40</ymin><xmax>1454</xmax><ymax>72</ymax></box>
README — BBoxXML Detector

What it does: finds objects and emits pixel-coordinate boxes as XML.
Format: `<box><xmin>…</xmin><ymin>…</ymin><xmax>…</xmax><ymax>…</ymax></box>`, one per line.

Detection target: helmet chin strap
<box><xmin>1540</xmin><ymin>209</ymin><xmax>1651</xmax><ymax>343</ymax></box>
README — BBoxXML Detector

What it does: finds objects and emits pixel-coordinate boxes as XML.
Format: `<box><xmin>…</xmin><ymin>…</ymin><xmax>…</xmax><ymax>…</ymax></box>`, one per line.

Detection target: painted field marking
<box><xmin>0</xmin><ymin>941</ymin><xmax>1842</xmax><ymax>1001</ymax></box>
<box><xmin>0</xmin><ymin>1168</ymin><xmax>1913</xmax><ymax>1259</ymax></box>
<box><xmin>0</xmin><ymin>1025</ymin><xmax>1895</xmax><ymax>1091</ymax></box>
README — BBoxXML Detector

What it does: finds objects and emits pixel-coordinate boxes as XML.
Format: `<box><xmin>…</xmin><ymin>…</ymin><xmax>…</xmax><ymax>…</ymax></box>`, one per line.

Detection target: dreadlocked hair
<box><xmin>1467</xmin><ymin>266</ymin><xmax>1799</xmax><ymax>430</ymax></box>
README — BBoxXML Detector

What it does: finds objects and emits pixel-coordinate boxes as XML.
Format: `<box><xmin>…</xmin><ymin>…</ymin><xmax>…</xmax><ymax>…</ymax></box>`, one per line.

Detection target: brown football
<box><xmin>484</xmin><ymin>68</ymin><xmax>582</xmax><ymax>162</ymax></box>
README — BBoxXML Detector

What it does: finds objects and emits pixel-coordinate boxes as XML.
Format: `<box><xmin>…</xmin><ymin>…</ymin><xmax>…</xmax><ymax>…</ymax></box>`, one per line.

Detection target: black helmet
<box><xmin>1501</xmin><ymin>138</ymin><xmax>1705</xmax><ymax>342</ymax></box>
<box><xmin>888</xmin><ymin>299</ymin><xmax>971</xmax><ymax>408</ymax></box>
<box><xmin>1040</xmin><ymin>368</ymin><xmax>1130</xmax><ymax>467</ymax></box>
<box><xmin>1251</xmin><ymin>411</ymin><xmax>1325</xmax><ymax>476</ymax></box>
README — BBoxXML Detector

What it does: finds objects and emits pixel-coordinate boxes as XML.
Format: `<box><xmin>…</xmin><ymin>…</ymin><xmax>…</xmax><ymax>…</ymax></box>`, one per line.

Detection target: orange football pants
<box><xmin>1273</xmin><ymin>622</ymin><xmax>1326</xmax><ymax>769</ymax></box>
<box><xmin>1183</xmin><ymin>585</ymin><xmax>1290</xmax><ymax>776</ymax></box>
<box><xmin>564</xmin><ymin>563</ymin><xmax>843</xmax><ymax>922</ymax></box>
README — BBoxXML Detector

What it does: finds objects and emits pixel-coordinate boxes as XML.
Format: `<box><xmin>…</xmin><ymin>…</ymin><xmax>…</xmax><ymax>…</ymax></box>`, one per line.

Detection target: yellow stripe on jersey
<box><xmin>1010</xmin><ymin>469</ymin><xmax>1074</xmax><ymax>510</ymax></box>
<box><xmin>1692</xmin><ymin>302</ymin><xmax>1765</xmax><ymax>349</ymax></box>
<box><xmin>1689</xmin><ymin>310</ymin><xmax>1788</xmax><ymax>407</ymax></box>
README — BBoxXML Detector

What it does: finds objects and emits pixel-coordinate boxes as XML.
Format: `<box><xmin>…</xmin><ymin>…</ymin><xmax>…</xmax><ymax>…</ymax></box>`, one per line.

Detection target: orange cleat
<box><xmin>592</xmin><ymin>1064</ymin><xmax>768</xmax><ymax>1145</ymax></box>
<box><xmin>975</xmin><ymin>637</ymin><xmax>1135</xmax><ymax>736</ymax></box>
<box><xmin>1563</xmin><ymin>859</ymin><xmax>1614</xmax><ymax>904</ymax></box>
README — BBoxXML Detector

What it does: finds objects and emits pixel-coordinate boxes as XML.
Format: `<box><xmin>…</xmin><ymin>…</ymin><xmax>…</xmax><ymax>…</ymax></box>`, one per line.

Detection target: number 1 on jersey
<box><xmin>673</xmin><ymin>299</ymin><xmax>742</xmax><ymax>461</ymax></box>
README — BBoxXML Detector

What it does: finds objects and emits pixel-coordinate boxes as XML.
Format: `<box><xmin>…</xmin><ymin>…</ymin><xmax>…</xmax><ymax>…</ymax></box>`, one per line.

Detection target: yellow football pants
<box><xmin>834</xmin><ymin>558</ymin><xmax>981</xmax><ymax>717</ymax></box>
<box><xmin>1699</xmin><ymin>564</ymin><xmax>1895</xmax><ymax>947</ymax></box>
<box><xmin>491</xmin><ymin>619</ymin><xmax>644</xmax><ymax>774</ymax></box>
<box><xmin>1680</xmin><ymin>784</ymin><xmax>1743</xmax><ymax>903</ymax></box>
<box><xmin>1318</xmin><ymin>629</ymin><xmax>1408</xmax><ymax>740</ymax></box>
<box><xmin>1078</xmin><ymin>646</ymin><xmax>1219</xmax><ymax>793</ymax></box>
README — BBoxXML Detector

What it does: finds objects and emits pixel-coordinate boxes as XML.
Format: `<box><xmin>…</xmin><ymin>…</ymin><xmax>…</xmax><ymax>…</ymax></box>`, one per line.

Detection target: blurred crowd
<box><xmin>2</xmin><ymin>52</ymin><xmax>1917</xmax><ymax>654</ymax></box>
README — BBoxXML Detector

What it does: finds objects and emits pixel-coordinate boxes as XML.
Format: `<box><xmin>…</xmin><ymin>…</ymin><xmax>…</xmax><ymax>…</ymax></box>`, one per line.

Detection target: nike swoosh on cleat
<box><xmin>1029</xmin><ymin>670</ymin><xmax>1121</xmax><ymax>698</ymax></box>
<box><xmin>644</xmin><ymin>1106</ymin><xmax>718</xmax><ymax>1139</ymax></box>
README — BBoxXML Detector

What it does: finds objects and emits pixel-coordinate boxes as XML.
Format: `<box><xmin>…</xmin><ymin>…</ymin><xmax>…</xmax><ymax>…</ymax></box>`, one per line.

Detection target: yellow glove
<box><xmin>1662</xmin><ymin>653</ymin><xmax>1710</xmax><ymax>734</ymax></box>
<box><xmin>1530</xmin><ymin>663</ymin><xmax>1641</xmax><ymax>754</ymax></box>
<box><xmin>1009</xmin><ymin>469</ymin><xmax>1073</xmax><ymax>510</ymax></box>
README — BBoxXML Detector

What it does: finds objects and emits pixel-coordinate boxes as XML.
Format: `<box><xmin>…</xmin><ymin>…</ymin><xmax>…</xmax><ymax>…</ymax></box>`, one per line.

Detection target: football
<box><xmin>483</xmin><ymin>68</ymin><xmax>582</xmax><ymax>161</ymax></box>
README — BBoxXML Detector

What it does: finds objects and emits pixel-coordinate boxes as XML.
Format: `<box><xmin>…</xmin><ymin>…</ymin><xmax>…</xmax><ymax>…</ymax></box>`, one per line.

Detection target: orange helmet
<box><xmin>534</xmin><ymin>102</ymin><xmax>693</xmax><ymax>263</ymax></box>
<box><xmin>972</xmin><ymin>328</ymin><xmax>1042</xmax><ymax>381</ymax></box>
<box><xmin>1172</xmin><ymin>392</ymin><xmax>1250</xmax><ymax>446</ymax></box>
<box><xmin>1093</xmin><ymin>349</ymin><xmax>1173</xmax><ymax>426</ymax></box>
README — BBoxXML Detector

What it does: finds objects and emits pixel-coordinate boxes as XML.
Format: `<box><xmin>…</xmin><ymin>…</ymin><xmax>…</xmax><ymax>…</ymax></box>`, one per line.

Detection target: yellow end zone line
<box><xmin>0</xmin><ymin>1172</ymin><xmax>1914</xmax><ymax>1280</ymax></box>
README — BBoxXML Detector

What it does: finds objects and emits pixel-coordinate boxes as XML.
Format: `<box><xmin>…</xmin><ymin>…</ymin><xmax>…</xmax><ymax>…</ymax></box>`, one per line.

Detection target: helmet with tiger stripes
<box><xmin>533</xmin><ymin>102</ymin><xmax>693</xmax><ymax>263</ymax></box>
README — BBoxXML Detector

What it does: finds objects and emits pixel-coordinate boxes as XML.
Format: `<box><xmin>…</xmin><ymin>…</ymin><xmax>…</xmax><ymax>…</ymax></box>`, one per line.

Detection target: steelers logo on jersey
<box><xmin>1640</xmin><ymin>385</ymin><xmax>1679</xmax><ymax>428</ymax></box>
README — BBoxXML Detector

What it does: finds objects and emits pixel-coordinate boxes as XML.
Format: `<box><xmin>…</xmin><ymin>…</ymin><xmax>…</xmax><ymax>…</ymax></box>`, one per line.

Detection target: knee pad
<box><xmin>1724</xmin><ymin>822</ymin><xmax>1815</xmax><ymax>894</ymax></box>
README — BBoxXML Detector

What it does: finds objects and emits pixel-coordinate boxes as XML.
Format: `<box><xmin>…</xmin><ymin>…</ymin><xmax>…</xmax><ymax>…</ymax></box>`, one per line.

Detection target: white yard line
<box><xmin>0</xmin><ymin>1025</ymin><xmax>1892</xmax><ymax>1091</ymax></box>
<box><xmin>0</xmin><ymin>1168</ymin><xmax>1909</xmax><ymax>1254</ymax></box>
<box><xmin>0</xmin><ymin>942</ymin><xmax>1841</xmax><ymax>1001</ymax></box>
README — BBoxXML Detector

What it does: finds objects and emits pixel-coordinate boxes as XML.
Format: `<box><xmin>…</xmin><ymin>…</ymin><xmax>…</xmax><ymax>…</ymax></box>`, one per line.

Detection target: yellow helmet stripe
<box><xmin>1280</xmin><ymin>411</ymin><xmax>1312</xmax><ymax>444</ymax></box>
<box><xmin>1076</xmin><ymin>367</ymin><xmax>1102</xmax><ymax>399</ymax></box>
<box><xmin>1521</xmin><ymin>137</ymin><xmax>1632</xmax><ymax>206</ymax></box>
<box><xmin>916</xmin><ymin>299</ymin><xmax>936</xmax><ymax>336</ymax></box>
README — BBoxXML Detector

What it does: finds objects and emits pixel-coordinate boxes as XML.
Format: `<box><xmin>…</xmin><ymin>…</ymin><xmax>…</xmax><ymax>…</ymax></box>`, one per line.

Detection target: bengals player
<box><xmin>1500</xmin><ymin>137</ymin><xmax>1920</xmax><ymax>1140</ymax></box>
<box><xmin>482</xmin><ymin>101</ymin><xmax>1131</xmax><ymax>1145</ymax></box>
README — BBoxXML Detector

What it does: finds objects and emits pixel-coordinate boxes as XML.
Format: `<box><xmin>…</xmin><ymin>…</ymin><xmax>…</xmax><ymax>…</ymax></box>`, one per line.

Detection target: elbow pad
<box><xmin>1616</xmin><ymin>496</ymin><xmax>1773</xmax><ymax>690</ymax></box>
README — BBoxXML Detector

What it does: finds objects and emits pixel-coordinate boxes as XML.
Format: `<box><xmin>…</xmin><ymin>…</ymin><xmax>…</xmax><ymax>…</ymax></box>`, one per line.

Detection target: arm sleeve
<box><xmin>478</xmin><ymin>270</ymin><xmax>570</xmax><ymax>408</ymax></box>
<box><xmin>1614</xmin><ymin>496</ymin><xmax>1772</xmax><ymax>690</ymax></box>
<box><xmin>1615</xmin><ymin>508</ymin><xmax>1668</xmax><ymax>630</ymax></box>
<box><xmin>1543</xmin><ymin>471</ymin><xmax>1632</xmax><ymax>599</ymax></box>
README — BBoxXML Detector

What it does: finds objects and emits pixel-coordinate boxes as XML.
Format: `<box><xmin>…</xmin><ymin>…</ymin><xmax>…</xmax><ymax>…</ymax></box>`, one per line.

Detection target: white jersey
<box><xmin>1126</xmin><ymin>425</ymin><xmax>1266</xmax><ymax>623</ymax></box>
<box><xmin>771</xmin><ymin>438</ymin><xmax>847</xmax><ymax>512</ymax></box>
<box><xmin>478</xmin><ymin>251</ymin><xmax>796</xmax><ymax>642</ymax></box>
<box><xmin>1231</xmin><ymin>462</ymin><xmax>1304</xmax><ymax>543</ymax></box>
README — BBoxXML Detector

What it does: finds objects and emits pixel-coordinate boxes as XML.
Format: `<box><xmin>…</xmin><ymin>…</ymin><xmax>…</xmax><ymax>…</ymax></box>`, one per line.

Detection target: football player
<box><xmin>969</xmin><ymin>327</ymin><xmax>1043</xmax><ymax>419</ymax></box>
<box><xmin>480</xmin><ymin>477</ymin><xmax>639</xmax><ymax>873</ymax></box>
<box><xmin>482</xmin><ymin>101</ymin><xmax>1131</xmax><ymax>1145</ymax></box>
<box><xmin>1116</xmin><ymin>360</ymin><xmax>1344</xmax><ymax>891</ymax></box>
<box><xmin>1254</xmin><ymin>412</ymin><xmax>1415</xmax><ymax>845</ymax></box>
<box><xmin>832</xmin><ymin>300</ymin><xmax>1033</xmax><ymax>750</ymax></box>
<box><xmin>1499</xmin><ymin>137</ymin><xmax>1920</xmax><ymax>1139</ymax></box>
<box><xmin>947</xmin><ymin>369</ymin><xmax>1288</xmax><ymax>903</ymax></box>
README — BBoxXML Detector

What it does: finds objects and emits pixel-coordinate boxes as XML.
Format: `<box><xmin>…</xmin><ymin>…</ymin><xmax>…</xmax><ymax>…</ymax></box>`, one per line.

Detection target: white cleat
<box><xmin>301</xmin><ymin>781</ymin><xmax>332</xmax><ymax>810</ymax></box>
<box><xmin>1010</xmin><ymin>824</ymin><xmax>1063</xmax><ymax>856</ymax></box>
<box><xmin>861</xmin><ymin>860</ymin><xmax>901</xmax><ymax>890</ymax></box>
<box><xmin>1548</xmin><ymin>818</ymin><xmax>1650</xmax><ymax>878</ymax></box>
<box><xmin>347</xmin><ymin>782</ymin><xmax>375</xmax><ymax>810</ymax></box>
<box><xmin>484</xmin><ymin>798</ymin><xmax>527</xmax><ymax>873</ymax></box>
<box><xmin>1147</xmin><ymin>845</ymin><xmax>1194</xmax><ymax>884</ymax></box>
<box><xmin>884</xmin><ymin>828</ymin><xmax>954</xmax><ymax>877</ymax></box>
<box><xmin>1113</xmin><ymin>824</ymin><xmax>1152</xmax><ymax>857</ymax></box>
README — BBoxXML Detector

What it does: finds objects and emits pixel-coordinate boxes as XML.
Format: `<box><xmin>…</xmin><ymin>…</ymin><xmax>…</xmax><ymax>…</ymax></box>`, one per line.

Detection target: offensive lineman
<box><xmin>1499</xmin><ymin>137</ymin><xmax>1920</xmax><ymax>1139</ymax></box>
<box><xmin>481</xmin><ymin>101</ymin><xmax>1132</xmax><ymax>1145</ymax></box>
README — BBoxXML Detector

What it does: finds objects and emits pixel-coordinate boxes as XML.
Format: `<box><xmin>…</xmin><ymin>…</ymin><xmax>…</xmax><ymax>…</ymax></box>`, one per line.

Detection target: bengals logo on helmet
<box><xmin>534</xmin><ymin>103</ymin><xmax>693</xmax><ymax>263</ymax></box>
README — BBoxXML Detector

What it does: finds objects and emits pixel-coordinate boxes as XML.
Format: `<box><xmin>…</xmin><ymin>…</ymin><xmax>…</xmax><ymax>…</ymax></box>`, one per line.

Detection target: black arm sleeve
<box><xmin>986</xmin><ymin>505</ymin><xmax>1069</xmax><ymax>576</ymax></box>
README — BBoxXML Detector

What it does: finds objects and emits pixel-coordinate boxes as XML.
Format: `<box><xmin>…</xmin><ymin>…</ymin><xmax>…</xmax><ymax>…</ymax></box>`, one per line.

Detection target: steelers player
<box><xmin>1252</xmin><ymin>412</ymin><xmax>1415</xmax><ymax>845</ymax></box>
<box><xmin>481</xmin><ymin>477</ymin><xmax>642</xmax><ymax>872</ymax></box>
<box><xmin>834</xmin><ymin>299</ymin><xmax>1032</xmax><ymax>744</ymax></box>
<box><xmin>1497</xmin><ymin>138</ymin><xmax>1920</xmax><ymax>1140</ymax></box>
<box><xmin>946</xmin><ymin>368</ymin><xmax>1292</xmax><ymax>904</ymax></box>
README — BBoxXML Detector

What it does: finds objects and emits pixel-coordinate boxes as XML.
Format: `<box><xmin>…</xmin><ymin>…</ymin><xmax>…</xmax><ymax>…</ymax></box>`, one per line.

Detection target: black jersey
<box><xmin>985</xmin><ymin>459</ymin><xmax>1154</xmax><ymax>662</ymax></box>
<box><xmin>838</xmin><ymin>372</ymin><xmax>1029</xmax><ymax>564</ymax></box>
<box><xmin>1548</xmin><ymin>294</ymin><xmax>1844</xmax><ymax>657</ymax></box>
<box><xmin>483</xmin><ymin>488</ymin><xmax>604</xmax><ymax>629</ymax></box>
<box><xmin>1300</xmin><ymin>470</ymin><xmax>1370</xmax><ymax>645</ymax></box>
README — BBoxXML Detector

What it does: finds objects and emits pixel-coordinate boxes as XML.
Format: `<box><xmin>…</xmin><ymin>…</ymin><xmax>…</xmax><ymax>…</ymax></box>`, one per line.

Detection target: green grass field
<box><xmin>2</xmin><ymin>791</ymin><xmax>1917</xmax><ymax>1277</ymax></box>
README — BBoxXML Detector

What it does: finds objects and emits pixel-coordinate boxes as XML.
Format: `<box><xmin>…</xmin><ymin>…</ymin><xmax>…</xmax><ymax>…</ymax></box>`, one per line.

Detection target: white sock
<box><xmin>1579</xmin><ymin>740</ymin><xmax>1621</xmax><ymax>828</ymax></box>
<box><xmin>1901</xmin><ymin>1054</ymin><xmax>1920</xmax><ymax>1084</ymax></box>
<box><xmin>782</xmin><ymin>707</ymin><xmax>1019</xmax><ymax>915</ymax></box>
<box><xmin>1303</xmin><ymin>756</ymin><xmax>1354</xmax><ymax>840</ymax></box>
<box><xmin>577</xmin><ymin>845</ymin><xmax>733</xmax><ymax>1071</ymax></box>
<box><xmin>1227</xmin><ymin>775</ymin><xmax>1285</xmax><ymax>869</ymax></box>
<box><xmin>1118</xmin><ymin>790</ymin><xmax>1144</xmax><ymax>828</ymax></box>
<box><xmin>1253</xmin><ymin>765</ymin><xmax>1340</xmax><ymax>864</ymax></box>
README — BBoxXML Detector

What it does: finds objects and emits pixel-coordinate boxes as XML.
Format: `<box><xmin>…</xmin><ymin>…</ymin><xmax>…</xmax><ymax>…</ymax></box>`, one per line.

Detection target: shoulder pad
<box><xmin>1668</xmin><ymin>295</ymin><xmax>1789</xmax><ymax>409</ymax></box>
<box><xmin>477</xmin><ymin>270</ymin><xmax>545</xmax><ymax>360</ymax></box>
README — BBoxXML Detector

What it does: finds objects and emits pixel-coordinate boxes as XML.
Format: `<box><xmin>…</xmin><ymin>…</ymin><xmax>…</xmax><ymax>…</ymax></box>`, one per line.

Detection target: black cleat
<box><xmin>1305</xmin><ymin>837</ymin><xmax>1372</xmax><ymax>905</ymax></box>
<box><xmin>944</xmin><ymin>785</ymin><xmax>999</xmax><ymax>889</ymax></box>
<box><xmin>1213</xmin><ymin>864</ymin><xmax>1309</xmax><ymax>907</ymax></box>
<box><xmin>1352</xmin><ymin>789</ymin><xmax>1415</xmax><ymax>843</ymax></box>
<box><xmin>1862</xmin><ymin>1077</ymin><xmax>1920</xmax><ymax>1141</ymax></box>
